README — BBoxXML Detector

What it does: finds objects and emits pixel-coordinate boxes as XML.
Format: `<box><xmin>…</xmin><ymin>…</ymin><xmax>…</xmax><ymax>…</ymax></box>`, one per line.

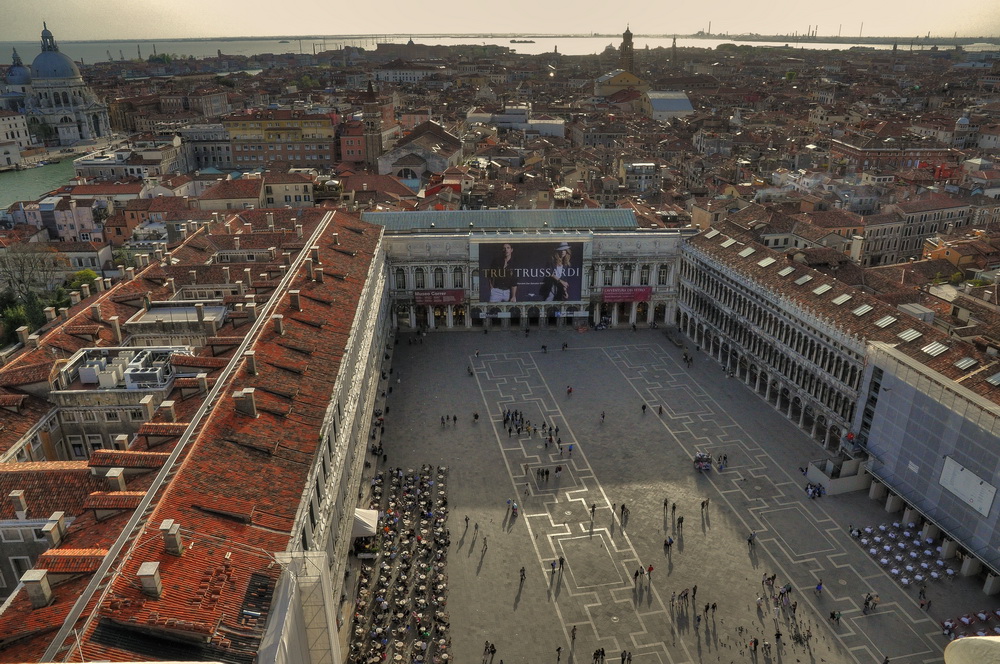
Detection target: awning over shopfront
<box><xmin>352</xmin><ymin>508</ymin><xmax>379</xmax><ymax>537</ymax></box>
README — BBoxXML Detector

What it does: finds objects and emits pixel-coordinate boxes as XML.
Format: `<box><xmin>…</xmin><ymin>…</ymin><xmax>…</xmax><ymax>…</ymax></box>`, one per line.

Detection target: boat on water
<box><xmin>510</xmin><ymin>39</ymin><xmax>536</xmax><ymax>43</ymax></box>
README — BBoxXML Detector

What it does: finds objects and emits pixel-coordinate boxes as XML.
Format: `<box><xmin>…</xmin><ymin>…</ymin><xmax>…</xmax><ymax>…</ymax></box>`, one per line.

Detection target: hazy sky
<box><xmin>1</xmin><ymin>0</ymin><xmax>998</xmax><ymax>41</ymax></box>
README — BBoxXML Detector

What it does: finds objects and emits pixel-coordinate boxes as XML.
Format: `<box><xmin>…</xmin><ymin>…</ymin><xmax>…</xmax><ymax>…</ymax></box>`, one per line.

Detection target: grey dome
<box><xmin>5</xmin><ymin>49</ymin><xmax>31</xmax><ymax>85</ymax></box>
<box><xmin>31</xmin><ymin>50</ymin><xmax>81</xmax><ymax>80</ymax></box>
<box><xmin>30</xmin><ymin>23</ymin><xmax>80</xmax><ymax>80</ymax></box>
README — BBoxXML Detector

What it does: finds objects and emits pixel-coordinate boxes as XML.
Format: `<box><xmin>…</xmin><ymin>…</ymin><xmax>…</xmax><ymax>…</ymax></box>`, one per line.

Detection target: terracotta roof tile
<box><xmin>82</xmin><ymin>492</ymin><xmax>146</xmax><ymax>511</ymax></box>
<box><xmin>88</xmin><ymin>450</ymin><xmax>170</xmax><ymax>469</ymax></box>
<box><xmin>36</xmin><ymin>549</ymin><xmax>109</xmax><ymax>574</ymax></box>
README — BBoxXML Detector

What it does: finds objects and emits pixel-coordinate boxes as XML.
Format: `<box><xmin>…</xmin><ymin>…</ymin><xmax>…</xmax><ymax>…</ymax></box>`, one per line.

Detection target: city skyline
<box><xmin>1</xmin><ymin>0</ymin><xmax>998</xmax><ymax>42</ymax></box>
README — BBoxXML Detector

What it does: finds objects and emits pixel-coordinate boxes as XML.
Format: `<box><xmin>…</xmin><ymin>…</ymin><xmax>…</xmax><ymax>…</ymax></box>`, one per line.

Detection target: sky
<box><xmin>1</xmin><ymin>0</ymin><xmax>998</xmax><ymax>41</ymax></box>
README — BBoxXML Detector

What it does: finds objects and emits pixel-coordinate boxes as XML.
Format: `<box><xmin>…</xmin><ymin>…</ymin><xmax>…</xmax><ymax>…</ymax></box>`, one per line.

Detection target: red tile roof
<box><xmin>88</xmin><ymin>450</ymin><xmax>170</xmax><ymax>470</ymax></box>
<box><xmin>82</xmin><ymin>492</ymin><xmax>146</xmax><ymax>511</ymax></box>
<box><xmin>36</xmin><ymin>549</ymin><xmax>108</xmax><ymax>574</ymax></box>
<box><xmin>0</xmin><ymin>462</ymin><xmax>107</xmax><ymax>521</ymax></box>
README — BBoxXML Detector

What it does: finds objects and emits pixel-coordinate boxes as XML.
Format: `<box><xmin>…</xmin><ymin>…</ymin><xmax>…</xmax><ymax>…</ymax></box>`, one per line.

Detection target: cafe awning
<box><xmin>352</xmin><ymin>508</ymin><xmax>379</xmax><ymax>538</ymax></box>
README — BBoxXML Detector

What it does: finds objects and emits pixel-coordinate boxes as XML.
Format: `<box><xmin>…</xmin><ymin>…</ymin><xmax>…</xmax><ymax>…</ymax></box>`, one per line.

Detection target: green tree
<box><xmin>68</xmin><ymin>269</ymin><xmax>99</xmax><ymax>291</ymax></box>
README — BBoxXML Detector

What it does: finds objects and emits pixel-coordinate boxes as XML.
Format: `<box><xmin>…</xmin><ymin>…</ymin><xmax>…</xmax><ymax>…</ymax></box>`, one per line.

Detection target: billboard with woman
<box><xmin>479</xmin><ymin>241</ymin><xmax>584</xmax><ymax>302</ymax></box>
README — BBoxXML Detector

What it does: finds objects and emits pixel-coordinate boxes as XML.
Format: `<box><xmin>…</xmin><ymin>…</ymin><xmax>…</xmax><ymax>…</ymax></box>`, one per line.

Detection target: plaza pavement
<box><xmin>376</xmin><ymin>327</ymin><xmax>995</xmax><ymax>664</ymax></box>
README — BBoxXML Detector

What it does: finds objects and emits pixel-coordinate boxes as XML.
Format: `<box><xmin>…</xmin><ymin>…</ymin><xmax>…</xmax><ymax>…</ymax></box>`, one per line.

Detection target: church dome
<box><xmin>30</xmin><ymin>23</ymin><xmax>81</xmax><ymax>80</ymax></box>
<box><xmin>31</xmin><ymin>51</ymin><xmax>81</xmax><ymax>79</ymax></box>
<box><xmin>4</xmin><ymin>49</ymin><xmax>31</xmax><ymax>85</ymax></box>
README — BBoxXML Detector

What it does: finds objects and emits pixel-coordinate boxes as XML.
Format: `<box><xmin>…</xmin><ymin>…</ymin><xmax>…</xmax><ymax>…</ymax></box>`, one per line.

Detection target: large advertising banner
<box><xmin>478</xmin><ymin>241</ymin><xmax>585</xmax><ymax>303</ymax></box>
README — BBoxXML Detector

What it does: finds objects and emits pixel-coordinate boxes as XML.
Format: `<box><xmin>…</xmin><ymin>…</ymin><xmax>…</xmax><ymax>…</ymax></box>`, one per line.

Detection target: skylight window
<box><xmin>987</xmin><ymin>372</ymin><xmax>1000</xmax><ymax>387</ymax></box>
<box><xmin>874</xmin><ymin>315</ymin><xmax>897</xmax><ymax>328</ymax></box>
<box><xmin>704</xmin><ymin>229</ymin><xmax>720</xmax><ymax>239</ymax></box>
<box><xmin>778</xmin><ymin>266</ymin><xmax>795</xmax><ymax>277</ymax></box>
<box><xmin>831</xmin><ymin>294</ymin><xmax>853</xmax><ymax>305</ymax></box>
<box><xmin>852</xmin><ymin>304</ymin><xmax>873</xmax><ymax>316</ymax></box>
<box><xmin>812</xmin><ymin>284</ymin><xmax>833</xmax><ymax>295</ymax></box>
<box><xmin>922</xmin><ymin>341</ymin><xmax>948</xmax><ymax>357</ymax></box>
<box><xmin>794</xmin><ymin>275</ymin><xmax>813</xmax><ymax>285</ymax></box>
<box><xmin>757</xmin><ymin>257</ymin><xmax>776</xmax><ymax>267</ymax></box>
<box><xmin>954</xmin><ymin>357</ymin><xmax>977</xmax><ymax>371</ymax></box>
<box><xmin>721</xmin><ymin>238</ymin><xmax>737</xmax><ymax>248</ymax></box>
<box><xmin>897</xmin><ymin>328</ymin><xmax>923</xmax><ymax>342</ymax></box>
<box><xmin>738</xmin><ymin>247</ymin><xmax>756</xmax><ymax>257</ymax></box>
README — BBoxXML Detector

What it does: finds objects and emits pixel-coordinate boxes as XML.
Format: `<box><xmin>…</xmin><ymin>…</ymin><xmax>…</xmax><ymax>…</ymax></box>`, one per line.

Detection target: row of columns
<box><xmin>390</xmin><ymin>301</ymin><xmax>674</xmax><ymax>329</ymax></box>
<box><xmin>683</xmin><ymin>311</ymin><xmax>842</xmax><ymax>450</ymax></box>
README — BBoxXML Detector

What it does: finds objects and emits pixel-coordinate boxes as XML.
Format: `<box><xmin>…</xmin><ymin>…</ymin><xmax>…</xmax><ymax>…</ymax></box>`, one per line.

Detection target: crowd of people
<box><xmin>347</xmin><ymin>465</ymin><xmax>452</xmax><ymax>664</ymax></box>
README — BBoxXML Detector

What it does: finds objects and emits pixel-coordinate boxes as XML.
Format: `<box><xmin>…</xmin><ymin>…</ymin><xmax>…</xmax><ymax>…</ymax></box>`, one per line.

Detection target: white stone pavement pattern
<box><xmin>377</xmin><ymin>328</ymin><xmax>986</xmax><ymax>664</ymax></box>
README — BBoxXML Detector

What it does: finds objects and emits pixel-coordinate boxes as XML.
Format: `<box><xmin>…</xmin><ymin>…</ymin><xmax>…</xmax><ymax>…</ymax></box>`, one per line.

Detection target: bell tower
<box><xmin>618</xmin><ymin>26</ymin><xmax>635</xmax><ymax>74</ymax></box>
<box><xmin>362</xmin><ymin>80</ymin><xmax>382</xmax><ymax>171</ymax></box>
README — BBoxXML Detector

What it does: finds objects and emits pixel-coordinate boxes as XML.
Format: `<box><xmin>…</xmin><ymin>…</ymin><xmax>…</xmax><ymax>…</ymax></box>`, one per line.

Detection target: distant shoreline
<box><xmin>47</xmin><ymin>33</ymin><xmax>999</xmax><ymax>47</ymax></box>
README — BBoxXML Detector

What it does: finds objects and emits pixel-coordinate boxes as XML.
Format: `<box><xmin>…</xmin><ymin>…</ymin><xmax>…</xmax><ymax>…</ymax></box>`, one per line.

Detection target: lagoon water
<box><xmin>0</xmin><ymin>34</ymin><xmax>918</xmax><ymax>66</ymax></box>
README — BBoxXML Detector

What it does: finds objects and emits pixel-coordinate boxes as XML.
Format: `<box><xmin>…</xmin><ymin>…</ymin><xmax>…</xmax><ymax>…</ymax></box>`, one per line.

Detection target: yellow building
<box><xmin>594</xmin><ymin>70</ymin><xmax>649</xmax><ymax>97</ymax></box>
<box><xmin>223</xmin><ymin>109</ymin><xmax>338</xmax><ymax>169</ymax></box>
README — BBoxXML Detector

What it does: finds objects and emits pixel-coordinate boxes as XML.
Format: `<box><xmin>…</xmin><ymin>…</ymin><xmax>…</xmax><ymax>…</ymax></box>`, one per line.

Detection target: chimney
<box><xmin>244</xmin><ymin>267</ymin><xmax>252</xmax><ymax>286</ymax></box>
<box><xmin>69</xmin><ymin>291</ymin><xmax>81</xmax><ymax>306</ymax></box>
<box><xmin>279</xmin><ymin>265</ymin><xmax>287</xmax><ymax>279</ymax></box>
<box><xmin>114</xmin><ymin>434</ymin><xmax>129</xmax><ymax>450</ymax></box>
<box><xmin>315</xmin><ymin>267</ymin><xmax>324</xmax><ymax>283</ymax></box>
<box><xmin>80</xmin><ymin>283</ymin><xmax>91</xmax><ymax>299</ymax></box>
<box><xmin>246</xmin><ymin>302</ymin><xmax>257</xmax><ymax>321</ymax></box>
<box><xmin>196</xmin><ymin>372</ymin><xmax>208</xmax><ymax>394</ymax></box>
<box><xmin>234</xmin><ymin>388</ymin><xmax>258</xmax><ymax>417</ymax></box>
<box><xmin>272</xmin><ymin>314</ymin><xmax>285</xmax><ymax>335</ymax></box>
<box><xmin>139</xmin><ymin>394</ymin><xmax>155</xmax><ymax>420</ymax></box>
<box><xmin>41</xmin><ymin>520</ymin><xmax>62</xmax><ymax>547</ymax></box>
<box><xmin>282</xmin><ymin>251</ymin><xmax>291</xmax><ymax>267</ymax></box>
<box><xmin>58</xmin><ymin>307</ymin><xmax>69</xmax><ymax>320</ymax></box>
<box><xmin>159</xmin><ymin>519</ymin><xmax>183</xmax><ymax>556</ymax></box>
<box><xmin>195</xmin><ymin>303</ymin><xmax>205</xmax><ymax>322</ymax></box>
<box><xmin>234</xmin><ymin>236</ymin><xmax>240</xmax><ymax>251</ymax></box>
<box><xmin>103</xmin><ymin>278</ymin><xmax>112</xmax><ymax>291</ymax></box>
<box><xmin>93</xmin><ymin>276</ymin><xmax>104</xmax><ymax>292</ymax></box>
<box><xmin>311</xmin><ymin>245</ymin><xmax>320</xmax><ymax>262</ymax></box>
<box><xmin>137</xmin><ymin>561</ymin><xmax>163</xmax><ymax>598</ymax></box>
<box><xmin>244</xmin><ymin>350</ymin><xmax>257</xmax><ymax>375</ymax></box>
<box><xmin>222</xmin><ymin>266</ymin><xmax>230</xmax><ymax>283</ymax></box>
<box><xmin>106</xmin><ymin>467</ymin><xmax>126</xmax><ymax>491</ymax></box>
<box><xmin>27</xmin><ymin>334</ymin><xmax>39</xmax><ymax>348</ymax></box>
<box><xmin>189</xmin><ymin>269</ymin><xmax>197</xmax><ymax>285</ymax></box>
<box><xmin>16</xmin><ymin>326</ymin><xmax>30</xmax><ymax>346</ymax></box>
<box><xmin>109</xmin><ymin>316</ymin><xmax>122</xmax><ymax>344</ymax></box>
<box><xmin>267</xmin><ymin>212</ymin><xmax>275</xmax><ymax>230</ymax></box>
<box><xmin>154</xmin><ymin>249</ymin><xmax>164</xmax><ymax>261</ymax></box>
<box><xmin>160</xmin><ymin>400</ymin><xmax>176</xmax><ymax>423</ymax></box>
<box><xmin>212</xmin><ymin>212</ymin><xmax>220</xmax><ymax>224</ymax></box>
<box><xmin>125</xmin><ymin>267</ymin><xmax>135</xmax><ymax>281</ymax></box>
<box><xmin>167</xmin><ymin>277</ymin><xmax>176</xmax><ymax>293</ymax></box>
<box><xmin>44</xmin><ymin>307</ymin><xmax>56</xmax><ymax>321</ymax></box>
<box><xmin>295</xmin><ymin>224</ymin><xmax>303</xmax><ymax>239</ymax></box>
<box><xmin>9</xmin><ymin>490</ymin><xmax>27</xmax><ymax>519</ymax></box>
<box><xmin>21</xmin><ymin>570</ymin><xmax>53</xmax><ymax>608</ymax></box>
<box><xmin>305</xmin><ymin>257</ymin><xmax>314</xmax><ymax>280</ymax></box>
<box><xmin>331</xmin><ymin>233</ymin><xmax>340</xmax><ymax>245</ymax></box>
<box><xmin>91</xmin><ymin>304</ymin><xmax>102</xmax><ymax>323</ymax></box>
<box><xmin>48</xmin><ymin>511</ymin><xmax>66</xmax><ymax>537</ymax></box>
<box><xmin>289</xmin><ymin>290</ymin><xmax>301</xmax><ymax>311</ymax></box>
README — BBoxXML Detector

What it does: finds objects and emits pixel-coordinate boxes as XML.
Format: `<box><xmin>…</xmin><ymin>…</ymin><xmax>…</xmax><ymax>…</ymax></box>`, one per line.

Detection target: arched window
<box><xmin>621</xmin><ymin>265</ymin><xmax>633</xmax><ymax>285</ymax></box>
<box><xmin>452</xmin><ymin>266</ymin><xmax>464</xmax><ymax>288</ymax></box>
<box><xmin>603</xmin><ymin>265</ymin><xmax>615</xmax><ymax>286</ymax></box>
<box><xmin>61</xmin><ymin>91</ymin><xmax>70</xmax><ymax>106</ymax></box>
<box><xmin>658</xmin><ymin>264</ymin><xmax>670</xmax><ymax>285</ymax></box>
<box><xmin>394</xmin><ymin>268</ymin><xmax>406</xmax><ymax>290</ymax></box>
<box><xmin>433</xmin><ymin>267</ymin><xmax>444</xmax><ymax>289</ymax></box>
<box><xmin>414</xmin><ymin>267</ymin><xmax>425</xmax><ymax>289</ymax></box>
<box><xmin>639</xmin><ymin>264</ymin><xmax>651</xmax><ymax>286</ymax></box>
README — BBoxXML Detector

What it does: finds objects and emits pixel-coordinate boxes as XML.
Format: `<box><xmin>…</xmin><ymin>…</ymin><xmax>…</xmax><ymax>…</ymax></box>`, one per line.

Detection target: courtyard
<box><xmin>374</xmin><ymin>327</ymin><xmax>985</xmax><ymax>664</ymax></box>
